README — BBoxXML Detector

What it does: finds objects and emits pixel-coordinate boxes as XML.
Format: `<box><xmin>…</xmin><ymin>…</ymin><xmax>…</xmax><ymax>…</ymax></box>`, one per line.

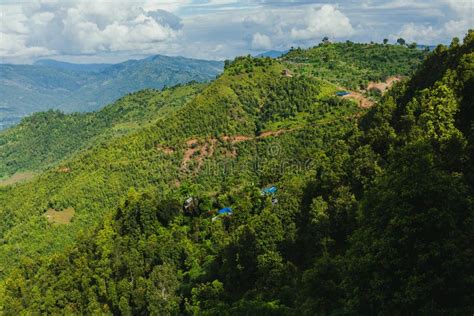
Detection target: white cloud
<box><xmin>251</xmin><ymin>32</ymin><xmax>272</xmax><ymax>50</ymax></box>
<box><xmin>443</xmin><ymin>19</ymin><xmax>471</xmax><ymax>38</ymax></box>
<box><xmin>0</xmin><ymin>0</ymin><xmax>182</xmax><ymax>62</ymax></box>
<box><xmin>0</xmin><ymin>0</ymin><xmax>472</xmax><ymax>63</ymax></box>
<box><xmin>441</xmin><ymin>0</ymin><xmax>473</xmax><ymax>17</ymax></box>
<box><xmin>0</xmin><ymin>32</ymin><xmax>55</xmax><ymax>60</ymax></box>
<box><xmin>394</xmin><ymin>23</ymin><xmax>440</xmax><ymax>43</ymax></box>
<box><xmin>394</xmin><ymin>13</ymin><xmax>472</xmax><ymax>44</ymax></box>
<box><xmin>291</xmin><ymin>5</ymin><xmax>355</xmax><ymax>40</ymax></box>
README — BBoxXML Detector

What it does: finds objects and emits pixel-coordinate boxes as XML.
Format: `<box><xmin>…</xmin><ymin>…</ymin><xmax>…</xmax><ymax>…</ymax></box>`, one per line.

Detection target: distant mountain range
<box><xmin>34</xmin><ymin>59</ymin><xmax>112</xmax><ymax>73</ymax></box>
<box><xmin>0</xmin><ymin>55</ymin><xmax>223</xmax><ymax>130</ymax></box>
<box><xmin>256</xmin><ymin>50</ymin><xmax>289</xmax><ymax>58</ymax></box>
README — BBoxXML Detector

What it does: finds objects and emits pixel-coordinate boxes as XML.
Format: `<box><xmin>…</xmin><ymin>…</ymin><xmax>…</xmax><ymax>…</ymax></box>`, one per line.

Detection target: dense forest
<box><xmin>0</xmin><ymin>34</ymin><xmax>472</xmax><ymax>314</ymax></box>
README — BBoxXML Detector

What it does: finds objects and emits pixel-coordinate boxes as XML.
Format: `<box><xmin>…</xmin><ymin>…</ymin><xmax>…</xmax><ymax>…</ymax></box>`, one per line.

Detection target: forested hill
<box><xmin>282</xmin><ymin>42</ymin><xmax>426</xmax><ymax>89</ymax></box>
<box><xmin>0</xmin><ymin>83</ymin><xmax>205</xmax><ymax>179</ymax></box>
<box><xmin>0</xmin><ymin>55</ymin><xmax>223</xmax><ymax>130</ymax></box>
<box><xmin>0</xmin><ymin>32</ymin><xmax>473</xmax><ymax>314</ymax></box>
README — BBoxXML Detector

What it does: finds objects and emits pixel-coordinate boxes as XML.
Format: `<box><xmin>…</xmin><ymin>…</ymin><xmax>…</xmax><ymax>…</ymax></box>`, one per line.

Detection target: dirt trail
<box><xmin>220</xmin><ymin>135</ymin><xmax>252</xmax><ymax>143</ymax></box>
<box><xmin>257</xmin><ymin>129</ymin><xmax>291</xmax><ymax>138</ymax></box>
<box><xmin>181</xmin><ymin>138</ymin><xmax>218</xmax><ymax>170</ymax></box>
<box><xmin>342</xmin><ymin>92</ymin><xmax>374</xmax><ymax>109</ymax></box>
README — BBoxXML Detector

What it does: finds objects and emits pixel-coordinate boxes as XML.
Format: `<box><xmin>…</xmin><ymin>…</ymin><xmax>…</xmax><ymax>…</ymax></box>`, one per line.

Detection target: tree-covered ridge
<box><xmin>0</xmin><ymin>83</ymin><xmax>206</xmax><ymax>179</ymax></box>
<box><xmin>282</xmin><ymin>42</ymin><xmax>427</xmax><ymax>90</ymax></box>
<box><xmin>1</xmin><ymin>32</ymin><xmax>473</xmax><ymax>314</ymax></box>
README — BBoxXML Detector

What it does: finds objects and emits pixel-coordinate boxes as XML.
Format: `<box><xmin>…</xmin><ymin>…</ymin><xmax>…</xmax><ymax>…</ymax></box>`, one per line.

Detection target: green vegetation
<box><xmin>283</xmin><ymin>42</ymin><xmax>426</xmax><ymax>89</ymax></box>
<box><xmin>0</xmin><ymin>83</ymin><xmax>205</xmax><ymax>178</ymax></box>
<box><xmin>0</xmin><ymin>33</ymin><xmax>472</xmax><ymax>314</ymax></box>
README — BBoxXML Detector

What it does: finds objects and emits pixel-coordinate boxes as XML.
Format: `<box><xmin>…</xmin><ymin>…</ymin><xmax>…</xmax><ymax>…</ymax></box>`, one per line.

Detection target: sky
<box><xmin>0</xmin><ymin>0</ymin><xmax>472</xmax><ymax>64</ymax></box>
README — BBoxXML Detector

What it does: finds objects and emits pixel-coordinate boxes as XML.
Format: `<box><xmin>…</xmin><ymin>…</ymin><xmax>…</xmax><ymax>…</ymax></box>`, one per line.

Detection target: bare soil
<box><xmin>0</xmin><ymin>172</ymin><xmax>36</xmax><ymax>187</ymax></box>
<box><xmin>44</xmin><ymin>207</ymin><xmax>75</xmax><ymax>225</ymax></box>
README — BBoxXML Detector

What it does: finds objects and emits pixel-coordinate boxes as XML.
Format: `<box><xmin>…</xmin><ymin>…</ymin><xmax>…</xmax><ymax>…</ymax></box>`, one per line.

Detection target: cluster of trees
<box><xmin>1</xmin><ymin>32</ymin><xmax>473</xmax><ymax>314</ymax></box>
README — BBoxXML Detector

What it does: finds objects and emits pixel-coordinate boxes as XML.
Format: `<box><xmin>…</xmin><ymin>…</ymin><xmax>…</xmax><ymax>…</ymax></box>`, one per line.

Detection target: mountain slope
<box><xmin>1</xmin><ymin>35</ymin><xmax>472</xmax><ymax>314</ymax></box>
<box><xmin>0</xmin><ymin>56</ymin><xmax>354</xmax><ymax>281</ymax></box>
<box><xmin>0</xmin><ymin>55</ymin><xmax>223</xmax><ymax>129</ymax></box>
<box><xmin>0</xmin><ymin>83</ymin><xmax>205</xmax><ymax>179</ymax></box>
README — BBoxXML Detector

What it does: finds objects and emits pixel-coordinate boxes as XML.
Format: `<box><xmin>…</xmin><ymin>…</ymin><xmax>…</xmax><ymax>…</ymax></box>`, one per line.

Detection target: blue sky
<box><xmin>0</xmin><ymin>0</ymin><xmax>472</xmax><ymax>64</ymax></box>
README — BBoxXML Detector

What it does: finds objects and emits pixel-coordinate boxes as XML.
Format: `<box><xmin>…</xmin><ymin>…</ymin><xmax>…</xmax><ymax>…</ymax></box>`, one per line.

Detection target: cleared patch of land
<box><xmin>0</xmin><ymin>172</ymin><xmax>36</xmax><ymax>187</ymax></box>
<box><xmin>366</xmin><ymin>76</ymin><xmax>402</xmax><ymax>93</ymax></box>
<box><xmin>44</xmin><ymin>208</ymin><xmax>76</xmax><ymax>225</ymax></box>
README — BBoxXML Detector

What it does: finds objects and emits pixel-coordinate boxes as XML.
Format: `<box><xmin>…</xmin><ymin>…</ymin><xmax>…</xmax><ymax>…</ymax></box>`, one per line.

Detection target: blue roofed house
<box><xmin>218</xmin><ymin>207</ymin><xmax>233</xmax><ymax>215</ymax></box>
<box><xmin>262</xmin><ymin>186</ymin><xmax>277</xmax><ymax>195</ymax></box>
<box><xmin>336</xmin><ymin>91</ymin><xmax>351</xmax><ymax>97</ymax></box>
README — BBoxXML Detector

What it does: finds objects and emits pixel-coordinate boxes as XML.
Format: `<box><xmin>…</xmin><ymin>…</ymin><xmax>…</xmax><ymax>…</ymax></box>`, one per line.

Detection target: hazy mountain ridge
<box><xmin>34</xmin><ymin>59</ymin><xmax>113</xmax><ymax>73</ymax></box>
<box><xmin>0</xmin><ymin>55</ymin><xmax>223</xmax><ymax>129</ymax></box>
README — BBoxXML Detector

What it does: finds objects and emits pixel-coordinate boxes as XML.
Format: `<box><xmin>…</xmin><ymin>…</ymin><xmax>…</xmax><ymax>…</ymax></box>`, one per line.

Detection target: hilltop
<box><xmin>0</xmin><ymin>53</ymin><xmax>355</xmax><ymax>280</ymax></box>
<box><xmin>282</xmin><ymin>42</ymin><xmax>426</xmax><ymax>89</ymax></box>
<box><xmin>0</xmin><ymin>43</ymin><xmax>425</xmax><ymax>180</ymax></box>
<box><xmin>34</xmin><ymin>59</ymin><xmax>112</xmax><ymax>73</ymax></box>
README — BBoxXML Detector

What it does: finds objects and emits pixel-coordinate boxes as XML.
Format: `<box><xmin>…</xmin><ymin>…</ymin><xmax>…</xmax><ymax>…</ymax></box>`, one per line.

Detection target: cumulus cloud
<box><xmin>394</xmin><ymin>23</ymin><xmax>440</xmax><ymax>43</ymax></box>
<box><xmin>440</xmin><ymin>0</ymin><xmax>473</xmax><ymax>40</ymax></box>
<box><xmin>0</xmin><ymin>0</ymin><xmax>472</xmax><ymax>63</ymax></box>
<box><xmin>251</xmin><ymin>32</ymin><xmax>272</xmax><ymax>50</ymax></box>
<box><xmin>393</xmin><ymin>0</ymin><xmax>472</xmax><ymax>43</ymax></box>
<box><xmin>0</xmin><ymin>0</ymin><xmax>182</xmax><ymax>61</ymax></box>
<box><xmin>291</xmin><ymin>5</ymin><xmax>355</xmax><ymax>40</ymax></box>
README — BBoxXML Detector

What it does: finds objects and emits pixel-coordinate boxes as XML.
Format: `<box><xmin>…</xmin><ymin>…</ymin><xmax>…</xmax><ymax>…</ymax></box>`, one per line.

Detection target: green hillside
<box><xmin>0</xmin><ymin>33</ymin><xmax>473</xmax><ymax>314</ymax></box>
<box><xmin>0</xmin><ymin>83</ymin><xmax>205</xmax><ymax>179</ymax></box>
<box><xmin>0</xmin><ymin>55</ymin><xmax>355</xmax><ymax>297</ymax></box>
<box><xmin>0</xmin><ymin>55</ymin><xmax>223</xmax><ymax>130</ymax></box>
